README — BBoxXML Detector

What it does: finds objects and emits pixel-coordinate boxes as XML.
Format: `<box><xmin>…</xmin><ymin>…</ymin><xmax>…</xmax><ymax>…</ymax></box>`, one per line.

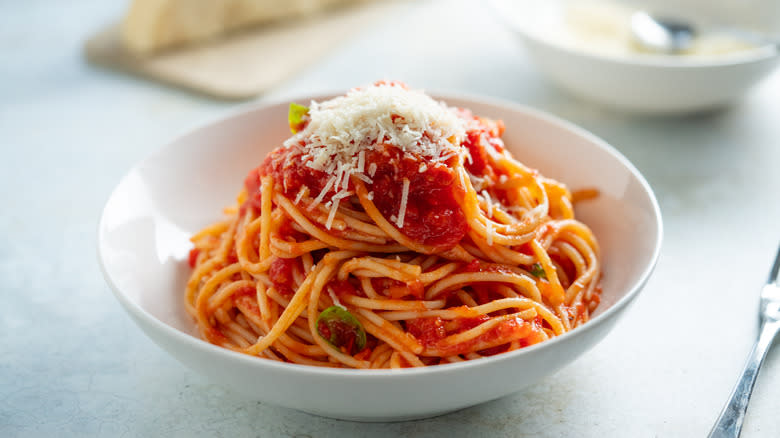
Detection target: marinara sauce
<box><xmin>243</xmin><ymin>112</ymin><xmax>504</xmax><ymax>252</ymax></box>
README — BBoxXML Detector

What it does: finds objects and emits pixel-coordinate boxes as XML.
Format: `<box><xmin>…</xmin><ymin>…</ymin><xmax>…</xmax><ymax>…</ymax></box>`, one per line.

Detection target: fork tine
<box><xmin>769</xmin><ymin>243</ymin><xmax>780</xmax><ymax>285</ymax></box>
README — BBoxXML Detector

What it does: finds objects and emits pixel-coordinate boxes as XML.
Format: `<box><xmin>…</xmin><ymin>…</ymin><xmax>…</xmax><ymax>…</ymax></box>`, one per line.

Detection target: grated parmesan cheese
<box><xmin>293</xmin><ymin>186</ymin><xmax>307</xmax><ymax>205</ymax></box>
<box><xmin>357</xmin><ymin>150</ymin><xmax>365</xmax><ymax>173</ymax></box>
<box><xmin>284</xmin><ymin>83</ymin><xmax>468</xmax><ymax>226</ymax></box>
<box><xmin>354</xmin><ymin>173</ymin><xmax>372</xmax><ymax>184</ymax></box>
<box><xmin>396</xmin><ymin>178</ymin><xmax>410</xmax><ymax>228</ymax></box>
<box><xmin>482</xmin><ymin>190</ymin><xmax>493</xmax><ymax>218</ymax></box>
<box><xmin>286</xmin><ymin>84</ymin><xmax>465</xmax><ymax>175</ymax></box>
<box><xmin>327</xmin><ymin>287</ymin><xmax>346</xmax><ymax>309</ymax></box>
<box><xmin>470</xmin><ymin>173</ymin><xmax>487</xmax><ymax>191</ymax></box>
<box><xmin>309</xmin><ymin>176</ymin><xmax>336</xmax><ymax>210</ymax></box>
<box><xmin>325</xmin><ymin>198</ymin><xmax>340</xmax><ymax>230</ymax></box>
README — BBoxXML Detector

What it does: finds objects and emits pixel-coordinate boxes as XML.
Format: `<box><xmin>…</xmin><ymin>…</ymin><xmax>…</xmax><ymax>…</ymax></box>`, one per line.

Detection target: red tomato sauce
<box><xmin>457</xmin><ymin>111</ymin><xmax>505</xmax><ymax>177</ymax></box>
<box><xmin>439</xmin><ymin>317</ymin><xmax>529</xmax><ymax>356</ymax></box>
<box><xmin>408</xmin><ymin>314</ymin><xmax>538</xmax><ymax>356</ymax></box>
<box><xmin>242</xmin><ymin>108</ymin><xmax>508</xmax><ymax>251</ymax></box>
<box><xmin>226</xmin><ymin>248</ymin><xmax>238</xmax><ymax>265</ymax></box>
<box><xmin>460</xmin><ymin>259</ymin><xmax>514</xmax><ymax>275</ymax></box>
<box><xmin>233</xmin><ymin>287</ymin><xmax>259</xmax><ymax>309</ymax></box>
<box><xmin>245</xmin><ymin>143</ymin><xmax>469</xmax><ymax>250</ymax></box>
<box><xmin>406</xmin><ymin>317</ymin><xmax>447</xmax><ymax>347</ymax></box>
<box><xmin>268</xmin><ymin>257</ymin><xmax>298</xmax><ymax>296</ymax></box>
<box><xmin>245</xmin><ymin>146</ymin><xmax>333</xmax><ymax>211</ymax></box>
<box><xmin>371</xmin><ymin>278</ymin><xmax>424</xmax><ymax>299</ymax></box>
<box><xmin>448</xmin><ymin>315</ymin><xmax>491</xmax><ymax>332</ymax></box>
<box><xmin>328</xmin><ymin>279</ymin><xmax>359</xmax><ymax>297</ymax></box>
<box><xmin>188</xmin><ymin>248</ymin><xmax>200</xmax><ymax>268</ymax></box>
<box><xmin>317</xmin><ymin>318</ymin><xmax>361</xmax><ymax>355</ymax></box>
<box><xmin>364</xmin><ymin>146</ymin><xmax>467</xmax><ymax>250</ymax></box>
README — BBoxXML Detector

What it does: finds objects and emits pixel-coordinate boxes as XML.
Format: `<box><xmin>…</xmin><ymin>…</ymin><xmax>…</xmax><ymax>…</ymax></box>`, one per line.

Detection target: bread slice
<box><xmin>122</xmin><ymin>0</ymin><xmax>364</xmax><ymax>55</ymax></box>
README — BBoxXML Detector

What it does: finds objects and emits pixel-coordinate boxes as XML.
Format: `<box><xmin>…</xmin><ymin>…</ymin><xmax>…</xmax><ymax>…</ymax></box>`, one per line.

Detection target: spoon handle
<box><xmin>708</xmin><ymin>320</ymin><xmax>780</xmax><ymax>438</ymax></box>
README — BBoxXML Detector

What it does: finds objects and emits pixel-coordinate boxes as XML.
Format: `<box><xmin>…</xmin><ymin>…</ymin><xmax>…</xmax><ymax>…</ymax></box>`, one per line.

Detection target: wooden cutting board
<box><xmin>84</xmin><ymin>2</ymin><xmax>403</xmax><ymax>100</ymax></box>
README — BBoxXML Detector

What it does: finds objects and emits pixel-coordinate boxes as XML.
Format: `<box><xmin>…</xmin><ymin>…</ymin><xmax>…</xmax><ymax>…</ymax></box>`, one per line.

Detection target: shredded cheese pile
<box><xmin>284</xmin><ymin>83</ymin><xmax>467</xmax><ymax>229</ymax></box>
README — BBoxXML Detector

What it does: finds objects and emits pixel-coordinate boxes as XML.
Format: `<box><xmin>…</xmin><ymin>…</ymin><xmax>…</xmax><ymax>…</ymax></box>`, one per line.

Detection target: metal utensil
<box><xmin>708</xmin><ymin>243</ymin><xmax>780</xmax><ymax>438</ymax></box>
<box><xmin>630</xmin><ymin>11</ymin><xmax>697</xmax><ymax>54</ymax></box>
<box><xmin>630</xmin><ymin>11</ymin><xmax>778</xmax><ymax>55</ymax></box>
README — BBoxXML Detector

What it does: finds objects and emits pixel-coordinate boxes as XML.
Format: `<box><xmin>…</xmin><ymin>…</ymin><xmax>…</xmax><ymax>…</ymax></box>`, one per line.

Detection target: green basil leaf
<box><xmin>530</xmin><ymin>263</ymin><xmax>547</xmax><ymax>279</ymax></box>
<box><xmin>288</xmin><ymin>102</ymin><xmax>309</xmax><ymax>134</ymax></box>
<box><xmin>316</xmin><ymin>306</ymin><xmax>367</xmax><ymax>355</ymax></box>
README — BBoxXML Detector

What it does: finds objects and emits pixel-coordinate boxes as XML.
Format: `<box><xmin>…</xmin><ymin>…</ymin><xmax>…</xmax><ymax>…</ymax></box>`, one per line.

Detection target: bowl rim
<box><xmin>488</xmin><ymin>0</ymin><xmax>779</xmax><ymax>69</ymax></box>
<box><xmin>97</xmin><ymin>90</ymin><xmax>664</xmax><ymax>379</ymax></box>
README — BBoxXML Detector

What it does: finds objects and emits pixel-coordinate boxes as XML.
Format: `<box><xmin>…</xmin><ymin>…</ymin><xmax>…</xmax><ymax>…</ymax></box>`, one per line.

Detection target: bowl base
<box><xmin>296</xmin><ymin>406</ymin><xmax>466</xmax><ymax>423</ymax></box>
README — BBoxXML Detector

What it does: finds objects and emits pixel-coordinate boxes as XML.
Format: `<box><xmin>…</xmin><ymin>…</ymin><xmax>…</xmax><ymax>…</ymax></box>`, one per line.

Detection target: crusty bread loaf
<box><xmin>122</xmin><ymin>0</ymin><xmax>364</xmax><ymax>55</ymax></box>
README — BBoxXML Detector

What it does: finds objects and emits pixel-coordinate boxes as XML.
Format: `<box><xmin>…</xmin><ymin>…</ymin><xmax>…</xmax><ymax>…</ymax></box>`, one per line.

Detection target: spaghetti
<box><xmin>185</xmin><ymin>81</ymin><xmax>601</xmax><ymax>369</ymax></box>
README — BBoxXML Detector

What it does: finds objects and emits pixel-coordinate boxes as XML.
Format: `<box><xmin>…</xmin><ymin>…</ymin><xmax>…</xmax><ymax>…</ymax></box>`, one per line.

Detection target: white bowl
<box><xmin>98</xmin><ymin>93</ymin><xmax>662</xmax><ymax>421</ymax></box>
<box><xmin>491</xmin><ymin>0</ymin><xmax>780</xmax><ymax>114</ymax></box>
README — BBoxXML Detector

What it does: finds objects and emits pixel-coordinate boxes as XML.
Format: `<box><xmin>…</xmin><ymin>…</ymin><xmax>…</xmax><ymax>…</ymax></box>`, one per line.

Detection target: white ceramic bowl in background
<box><xmin>98</xmin><ymin>93</ymin><xmax>662</xmax><ymax>421</ymax></box>
<box><xmin>491</xmin><ymin>0</ymin><xmax>780</xmax><ymax>114</ymax></box>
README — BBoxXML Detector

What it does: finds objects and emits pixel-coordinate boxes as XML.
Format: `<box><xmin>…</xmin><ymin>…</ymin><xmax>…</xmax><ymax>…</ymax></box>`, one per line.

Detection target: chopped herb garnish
<box><xmin>288</xmin><ymin>102</ymin><xmax>309</xmax><ymax>134</ymax></box>
<box><xmin>530</xmin><ymin>263</ymin><xmax>547</xmax><ymax>279</ymax></box>
<box><xmin>316</xmin><ymin>306</ymin><xmax>366</xmax><ymax>355</ymax></box>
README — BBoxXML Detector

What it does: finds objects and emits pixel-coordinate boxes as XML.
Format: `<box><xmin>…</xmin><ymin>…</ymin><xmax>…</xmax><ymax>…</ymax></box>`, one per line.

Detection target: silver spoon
<box><xmin>630</xmin><ymin>11</ymin><xmax>697</xmax><ymax>54</ymax></box>
<box><xmin>708</xmin><ymin>243</ymin><xmax>780</xmax><ymax>438</ymax></box>
<box><xmin>630</xmin><ymin>10</ymin><xmax>777</xmax><ymax>54</ymax></box>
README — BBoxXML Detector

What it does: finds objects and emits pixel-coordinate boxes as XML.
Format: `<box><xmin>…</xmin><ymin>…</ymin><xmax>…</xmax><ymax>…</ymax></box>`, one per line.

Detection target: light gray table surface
<box><xmin>2</xmin><ymin>1</ymin><xmax>780</xmax><ymax>437</ymax></box>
